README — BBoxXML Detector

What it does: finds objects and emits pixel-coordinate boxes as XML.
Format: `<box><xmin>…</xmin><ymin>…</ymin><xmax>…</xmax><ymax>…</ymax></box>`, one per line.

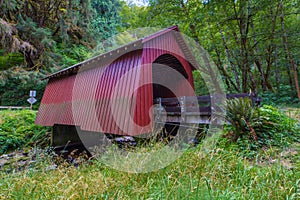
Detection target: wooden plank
<box><xmin>163</xmin><ymin>106</ymin><xmax>211</xmax><ymax>113</ymax></box>
<box><xmin>157</xmin><ymin>114</ymin><xmax>211</xmax><ymax>124</ymax></box>
<box><xmin>159</xmin><ymin>111</ymin><xmax>211</xmax><ymax>116</ymax></box>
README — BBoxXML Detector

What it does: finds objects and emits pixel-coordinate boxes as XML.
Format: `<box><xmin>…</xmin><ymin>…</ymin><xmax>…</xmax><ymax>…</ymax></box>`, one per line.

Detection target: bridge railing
<box><xmin>0</xmin><ymin>106</ymin><xmax>31</xmax><ymax>110</ymax></box>
<box><xmin>153</xmin><ymin>93</ymin><xmax>262</xmax><ymax>124</ymax></box>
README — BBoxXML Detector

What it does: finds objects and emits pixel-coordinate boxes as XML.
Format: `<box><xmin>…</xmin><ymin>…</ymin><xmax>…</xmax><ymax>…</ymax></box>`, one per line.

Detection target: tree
<box><xmin>0</xmin><ymin>0</ymin><xmax>123</xmax><ymax>106</ymax></box>
<box><xmin>278</xmin><ymin>1</ymin><xmax>300</xmax><ymax>101</ymax></box>
<box><xmin>136</xmin><ymin>0</ymin><xmax>299</xmax><ymax>102</ymax></box>
<box><xmin>0</xmin><ymin>0</ymin><xmax>122</xmax><ymax>70</ymax></box>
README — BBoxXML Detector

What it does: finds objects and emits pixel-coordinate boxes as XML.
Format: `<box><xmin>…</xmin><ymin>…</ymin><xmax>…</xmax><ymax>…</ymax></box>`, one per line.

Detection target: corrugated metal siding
<box><xmin>142</xmin><ymin>30</ymin><xmax>195</xmax><ymax>96</ymax></box>
<box><xmin>132</xmin><ymin>30</ymin><xmax>196</xmax><ymax>133</ymax></box>
<box><xmin>36</xmin><ymin>76</ymin><xmax>75</xmax><ymax>126</ymax></box>
<box><xmin>36</xmin><ymin>27</ymin><xmax>196</xmax><ymax>135</ymax></box>
<box><xmin>36</xmin><ymin>50</ymin><xmax>150</xmax><ymax>135</ymax></box>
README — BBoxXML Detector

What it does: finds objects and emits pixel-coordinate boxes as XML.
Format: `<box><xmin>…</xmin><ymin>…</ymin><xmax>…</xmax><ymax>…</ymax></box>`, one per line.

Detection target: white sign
<box><xmin>27</xmin><ymin>97</ymin><xmax>37</xmax><ymax>104</ymax></box>
<box><xmin>30</xmin><ymin>90</ymin><xmax>36</xmax><ymax>97</ymax></box>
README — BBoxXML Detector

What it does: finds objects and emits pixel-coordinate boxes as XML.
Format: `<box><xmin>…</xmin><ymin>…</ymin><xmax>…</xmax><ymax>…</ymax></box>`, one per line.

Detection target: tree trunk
<box><xmin>237</xmin><ymin>0</ymin><xmax>252</xmax><ymax>93</ymax></box>
<box><xmin>250</xmin><ymin>17</ymin><xmax>268</xmax><ymax>91</ymax></box>
<box><xmin>274</xmin><ymin>46</ymin><xmax>280</xmax><ymax>91</ymax></box>
<box><xmin>215</xmin><ymin>48</ymin><xmax>232</xmax><ymax>93</ymax></box>
<box><xmin>279</xmin><ymin>2</ymin><xmax>300</xmax><ymax>101</ymax></box>
<box><xmin>248</xmin><ymin>68</ymin><xmax>257</xmax><ymax>94</ymax></box>
<box><xmin>263</xmin><ymin>4</ymin><xmax>280</xmax><ymax>92</ymax></box>
<box><xmin>218</xmin><ymin>25</ymin><xmax>241</xmax><ymax>92</ymax></box>
<box><xmin>24</xmin><ymin>51</ymin><xmax>35</xmax><ymax>69</ymax></box>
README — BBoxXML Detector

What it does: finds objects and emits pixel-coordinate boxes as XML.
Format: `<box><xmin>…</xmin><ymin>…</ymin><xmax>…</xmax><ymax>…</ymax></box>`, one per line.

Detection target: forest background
<box><xmin>0</xmin><ymin>0</ymin><xmax>299</xmax><ymax>106</ymax></box>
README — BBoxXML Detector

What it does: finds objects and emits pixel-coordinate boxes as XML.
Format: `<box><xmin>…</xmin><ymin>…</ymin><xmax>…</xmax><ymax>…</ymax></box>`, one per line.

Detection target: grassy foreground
<box><xmin>0</xmin><ymin>108</ymin><xmax>299</xmax><ymax>199</ymax></box>
<box><xmin>0</xmin><ymin>144</ymin><xmax>299</xmax><ymax>199</ymax></box>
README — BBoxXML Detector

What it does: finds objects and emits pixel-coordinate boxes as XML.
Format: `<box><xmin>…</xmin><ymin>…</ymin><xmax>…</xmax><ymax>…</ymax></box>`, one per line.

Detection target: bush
<box><xmin>255</xmin><ymin>105</ymin><xmax>300</xmax><ymax>147</ymax></box>
<box><xmin>261</xmin><ymin>84</ymin><xmax>300</xmax><ymax>106</ymax></box>
<box><xmin>0</xmin><ymin>67</ymin><xmax>46</xmax><ymax>107</ymax></box>
<box><xmin>224</xmin><ymin>98</ymin><xmax>300</xmax><ymax>153</ymax></box>
<box><xmin>225</xmin><ymin>97</ymin><xmax>260</xmax><ymax>142</ymax></box>
<box><xmin>0</xmin><ymin>110</ymin><xmax>51</xmax><ymax>154</ymax></box>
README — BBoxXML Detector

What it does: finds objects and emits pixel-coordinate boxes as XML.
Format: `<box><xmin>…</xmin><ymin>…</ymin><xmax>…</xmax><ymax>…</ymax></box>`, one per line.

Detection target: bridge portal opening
<box><xmin>152</xmin><ymin>54</ymin><xmax>188</xmax><ymax>99</ymax></box>
<box><xmin>152</xmin><ymin>54</ymin><xmax>189</xmax><ymax>139</ymax></box>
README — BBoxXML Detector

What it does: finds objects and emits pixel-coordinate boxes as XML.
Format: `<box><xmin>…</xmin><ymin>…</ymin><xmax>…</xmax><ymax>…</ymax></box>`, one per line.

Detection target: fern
<box><xmin>225</xmin><ymin>97</ymin><xmax>259</xmax><ymax>141</ymax></box>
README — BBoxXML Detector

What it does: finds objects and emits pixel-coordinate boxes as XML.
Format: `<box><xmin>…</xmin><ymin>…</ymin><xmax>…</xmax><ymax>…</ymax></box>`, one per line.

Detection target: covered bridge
<box><xmin>35</xmin><ymin>26</ymin><xmax>198</xmax><ymax>138</ymax></box>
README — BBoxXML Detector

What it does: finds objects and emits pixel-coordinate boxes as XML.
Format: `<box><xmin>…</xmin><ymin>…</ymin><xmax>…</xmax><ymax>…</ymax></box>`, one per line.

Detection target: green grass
<box><xmin>0</xmin><ymin>144</ymin><xmax>299</xmax><ymax>199</ymax></box>
<box><xmin>0</xmin><ymin>108</ymin><xmax>299</xmax><ymax>199</ymax></box>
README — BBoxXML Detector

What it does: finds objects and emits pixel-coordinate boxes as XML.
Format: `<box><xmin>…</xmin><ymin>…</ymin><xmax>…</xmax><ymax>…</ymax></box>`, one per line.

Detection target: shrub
<box><xmin>261</xmin><ymin>84</ymin><xmax>300</xmax><ymax>106</ymax></box>
<box><xmin>255</xmin><ymin>105</ymin><xmax>300</xmax><ymax>147</ymax></box>
<box><xmin>0</xmin><ymin>110</ymin><xmax>51</xmax><ymax>154</ymax></box>
<box><xmin>0</xmin><ymin>67</ymin><xmax>46</xmax><ymax>107</ymax></box>
<box><xmin>225</xmin><ymin>97</ymin><xmax>260</xmax><ymax>142</ymax></box>
<box><xmin>224</xmin><ymin>98</ymin><xmax>300</xmax><ymax>153</ymax></box>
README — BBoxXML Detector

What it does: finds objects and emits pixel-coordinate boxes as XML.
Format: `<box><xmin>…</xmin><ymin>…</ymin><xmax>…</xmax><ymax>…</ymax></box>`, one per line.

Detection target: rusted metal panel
<box><xmin>36</xmin><ymin>26</ymin><xmax>197</xmax><ymax>136</ymax></box>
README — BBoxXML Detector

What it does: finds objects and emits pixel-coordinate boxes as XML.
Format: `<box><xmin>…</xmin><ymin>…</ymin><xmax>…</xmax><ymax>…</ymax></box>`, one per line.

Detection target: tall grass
<box><xmin>0</xmin><ymin>107</ymin><xmax>299</xmax><ymax>199</ymax></box>
<box><xmin>1</xmin><ymin>144</ymin><xmax>299</xmax><ymax>199</ymax></box>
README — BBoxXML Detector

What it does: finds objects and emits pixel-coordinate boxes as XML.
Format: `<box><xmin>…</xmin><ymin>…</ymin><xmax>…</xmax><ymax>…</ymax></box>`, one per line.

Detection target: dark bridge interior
<box><xmin>152</xmin><ymin>54</ymin><xmax>188</xmax><ymax>99</ymax></box>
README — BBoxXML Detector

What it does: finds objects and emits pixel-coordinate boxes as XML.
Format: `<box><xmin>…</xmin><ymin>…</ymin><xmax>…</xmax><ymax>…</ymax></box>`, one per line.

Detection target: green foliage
<box><xmin>91</xmin><ymin>0</ymin><xmax>121</xmax><ymax>41</ymax></box>
<box><xmin>17</xmin><ymin>16</ymin><xmax>55</xmax><ymax>49</ymax></box>
<box><xmin>126</xmin><ymin>0</ymin><xmax>300</xmax><ymax>102</ymax></box>
<box><xmin>119</xmin><ymin>1</ymin><xmax>150</xmax><ymax>30</ymax></box>
<box><xmin>0</xmin><ymin>51</ymin><xmax>24</xmax><ymax>71</ymax></box>
<box><xmin>0</xmin><ymin>67</ymin><xmax>46</xmax><ymax>107</ymax></box>
<box><xmin>0</xmin><ymin>0</ymin><xmax>124</xmax><ymax>106</ymax></box>
<box><xmin>0</xmin><ymin>110</ymin><xmax>51</xmax><ymax>154</ymax></box>
<box><xmin>55</xmin><ymin>44</ymin><xmax>93</xmax><ymax>68</ymax></box>
<box><xmin>261</xmin><ymin>84</ymin><xmax>300</xmax><ymax>106</ymax></box>
<box><xmin>225</xmin><ymin>98</ymin><xmax>259</xmax><ymax>142</ymax></box>
<box><xmin>224</xmin><ymin>100</ymin><xmax>300</xmax><ymax>154</ymax></box>
<box><xmin>192</xmin><ymin>71</ymin><xmax>209</xmax><ymax>95</ymax></box>
<box><xmin>0</xmin><ymin>1</ymin><xmax>122</xmax><ymax>67</ymax></box>
<box><xmin>255</xmin><ymin>105</ymin><xmax>300</xmax><ymax>146</ymax></box>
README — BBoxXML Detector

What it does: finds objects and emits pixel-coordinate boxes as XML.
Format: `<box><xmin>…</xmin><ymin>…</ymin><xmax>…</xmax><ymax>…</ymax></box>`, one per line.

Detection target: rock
<box><xmin>22</xmin><ymin>151</ymin><xmax>29</xmax><ymax>156</ymax></box>
<box><xmin>7</xmin><ymin>153</ymin><xmax>14</xmax><ymax>158</ymax></box>
<box><xmin>45</xmin><ymin>164</ymin><xmax>57</xmax><ymax>171</ymax></box>
<box><xmin>0</xmin><ymin>159</ymin><xmax>8</xmax><ymax>166</ymax></box>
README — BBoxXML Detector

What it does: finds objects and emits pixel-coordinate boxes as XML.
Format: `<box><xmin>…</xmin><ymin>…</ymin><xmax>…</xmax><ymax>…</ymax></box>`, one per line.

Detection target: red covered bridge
<box><xmin>35</xmin><ymin>26</ymin><xmax>199</xmax><ymax>139</ymax></box>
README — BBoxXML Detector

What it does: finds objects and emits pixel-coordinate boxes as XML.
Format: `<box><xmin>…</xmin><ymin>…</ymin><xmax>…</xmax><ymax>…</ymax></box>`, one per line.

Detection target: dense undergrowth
<box><xmin>0</xmin><ymin>110</ymin><xmax>51</xmax><ymax>154</ymax></box>
<box><xmin>261</xmin><ymin>85</ymin><xmax>300</xmax><ymax>107</ymax></box>
<box><xmin>224</xmin><ymin>99</ymin><xmax>300</xmax><ymax>157</ymax></box>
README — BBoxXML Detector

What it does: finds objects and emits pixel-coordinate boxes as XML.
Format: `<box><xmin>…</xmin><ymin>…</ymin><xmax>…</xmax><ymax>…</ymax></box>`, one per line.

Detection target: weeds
<box><xmin>0</xmin><ymin>107</ymin><xmax>299</xmax><ymax>199</ymax></box>
<box><xmin>0</xmin><ymin>143</ymin><xmax>299</xmax><ymax>199</ymax></box>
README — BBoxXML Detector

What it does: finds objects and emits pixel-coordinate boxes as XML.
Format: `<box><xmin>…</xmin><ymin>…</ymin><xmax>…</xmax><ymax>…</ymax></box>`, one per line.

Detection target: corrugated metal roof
<box><xmin>35</xmin><ymin>26</ymin><xmax>196</xmax><ymax>135</ymax></box>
